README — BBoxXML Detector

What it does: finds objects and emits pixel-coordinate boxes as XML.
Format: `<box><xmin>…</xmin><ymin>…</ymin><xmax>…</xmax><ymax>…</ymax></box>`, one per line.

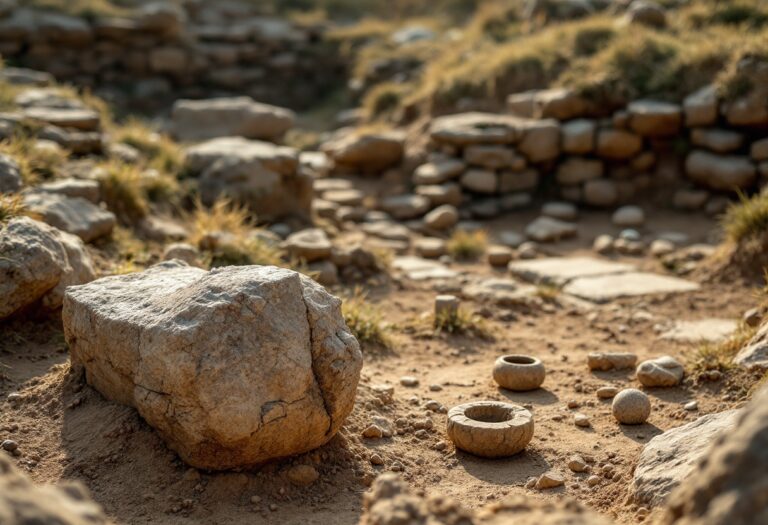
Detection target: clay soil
<box><xmin>0</xmin><ymin>208</ymin><xmax>762</xmax><ymax>525</ymax></box>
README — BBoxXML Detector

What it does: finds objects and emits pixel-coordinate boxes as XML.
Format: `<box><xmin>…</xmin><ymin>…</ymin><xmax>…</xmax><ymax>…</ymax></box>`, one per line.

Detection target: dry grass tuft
<box><xmin>0</xmin><ymin>133</ymin><xmax>69</xmax><ymax>184</ymax></box>
<box><xmin>188</xmin><ymin>199</ymin><xmax>287</xmax><ymax>268</ymax></box>
<box><xmin>447</xmin><ymin>229</ymin><xmax>487</xmax><ymax>261</ymax></box>
<box><xmin>342</xmin><ymin>288</ymin><xmax>391</xmax><ymax>350</ymax></box>
<box><xmin>722</xmin><ymin>191</ymin><xmax>768</xmax><ymax>244</ymax></box>
<box><xmin>433</xmin><ymin>307</ymin><xmax>490</xmax><ymax>338</ymax></box>
<box><xmin>0</xmin><ymin>193</ymin><xmax>26</xmax><ymax>225</ymax></box>
<box><xmin>112</xmin><ymin>119</ymin><xmax>184</xmax><ymax>175</ymax></box>
<box><xmin>694</xmin><ymin>323</ymin><xmax>758</xmax><ymax>372</ymax></box>
<box><xmin>97</xmin><ymin>163</ymin><xmax>149</xmax><ymax>224</ymax></box>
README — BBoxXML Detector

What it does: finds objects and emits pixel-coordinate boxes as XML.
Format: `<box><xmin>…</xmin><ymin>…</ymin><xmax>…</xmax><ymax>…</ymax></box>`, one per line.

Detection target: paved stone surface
<box><xmin>659</xmin><ymin>319</ymin><xmax>738</xmax><ymax>343</ymax></box>
<box><xmin>563</xmin><ymin>272</ymin><xmax>699</xmax><ymax>302</ymax></box>
<box><xmin>392</xmin><ymin>256</ymin><xmax>458</xmax><ymax>281</ymax></box>
<box><xmin>508</xmin><ymin>257</ymin><xmax>635</xmax><ymax>285</ymax></box>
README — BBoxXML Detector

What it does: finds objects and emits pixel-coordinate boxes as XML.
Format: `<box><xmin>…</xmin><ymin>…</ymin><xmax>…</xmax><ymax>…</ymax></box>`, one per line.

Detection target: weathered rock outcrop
<box><xmin>0</xmin><ymin>455</ymin><xmax>110</xmax><ymax>525</ymax></box>
<box><xmin>632</xmin><ymin>409</ymin><xmax>739</xmax><ymax>507</ymax></box>
<box><xmin>0</xmin><ymin>216</ymin><xmax>95</xmax><ymax>319</ymax></box>
<box><xmin>661</xmin><ymin>387</ymin><xmax>768</xmax><ymax>525</ymax></box>
<box><xmin>63</xmin><ymin>261</ymin><xmax>362</xmax><ymax>470</ymax></box>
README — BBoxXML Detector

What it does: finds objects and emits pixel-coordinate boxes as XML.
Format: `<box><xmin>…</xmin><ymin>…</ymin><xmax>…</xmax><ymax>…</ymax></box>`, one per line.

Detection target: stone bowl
<box><xmin>492</xmin><ymin>354</ymin><xmax>546</xmax><ymax>391</ymax></box>
<box><xmin>446</xmin><ymin>401</ymin><xmax>534</xmax><ymax>458</ymax></box>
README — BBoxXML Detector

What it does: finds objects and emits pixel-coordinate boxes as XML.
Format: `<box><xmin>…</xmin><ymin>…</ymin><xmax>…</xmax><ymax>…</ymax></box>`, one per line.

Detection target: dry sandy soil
<box><xmin>0</xmin><ymin>207</ymin><xmax>762</xmax><ymax>525</ymax></box>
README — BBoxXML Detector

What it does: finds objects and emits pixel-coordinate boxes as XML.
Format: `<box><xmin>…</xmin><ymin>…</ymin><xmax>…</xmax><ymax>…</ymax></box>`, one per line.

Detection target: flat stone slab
<box><xmin>659</xmin><ymin>319</ymin><xmax>738</xmax><ymax>343</ymax></box>
<box><xmin>563</xmin><ymin>272</ymin><xmax>700</xmax><ymax>303</ymax></box>
<box><xmin>392</xmin><ymin>256</ymin><xmax>458</xmax><ymax>281</ymax></box>
<box><xmin>509</xmin><ymin>257</ymin><xmax>635</xmax><ymax>285</ymax></box>
<box><xmin>462</xmin><ymin>278</ymin><xmax>538</xmax><ymax>307</ymax></box>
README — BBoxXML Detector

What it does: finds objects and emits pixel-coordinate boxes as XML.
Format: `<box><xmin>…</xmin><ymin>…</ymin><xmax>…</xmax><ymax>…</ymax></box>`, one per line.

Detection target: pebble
<box><xmin>286</xmin><ymin>465</ymin><xmax>319</xmax><ymax>486</ymax></box>
<box><xmin>400</xmin><ymin>376</ymin><xmax>419</xmax><ymax>387</ymax></box>
<box><xmin>568</xmin><ymin>455</ymin><xmax>588</xmax><ymax>473</ymax></box>
<box><xmin>1</xmin><ymin>440</ymin><xmax>18</xmax><ymax>452</ymax></box>
<box><xmin>370</xmin><ymin>453</ymin><xmax>384</xmax><ymax>465</ymax></box>
<box><xmin>636</xmin><ymin>356</ymin><xmax>685</xmax><ymax>387</ymax></box>
<box><xmin>362</xmin><ymin>425</ymin><xmax>384</xmax><ymax>439</ymax></box>
<box><xmin>612</xmin><ymin>389</ymin><xmax>651</xmax><ymax>425</ymax></box>
<box><xmin>574</xmin><ymin>414</ymin><xmax>591</xmax><ymax>428</ymax></box>
<box><xmin>684</xmin><ymin>401</ymin><xmax>698</xmax><ymax>411</ymax></box>
<box><xmin>587</xmin><ymin>475</ymin><xmax>601</xmax><ymax>486</ymax></box>
<box><xmin>596</xmin><ymin>386</ymin><xmax>618</xmax><ymax>399</ymax></box>
<box><xmin>536</xmin><ymin>471</ymin><xmax>565</xmax><ymax>490</ymax></box>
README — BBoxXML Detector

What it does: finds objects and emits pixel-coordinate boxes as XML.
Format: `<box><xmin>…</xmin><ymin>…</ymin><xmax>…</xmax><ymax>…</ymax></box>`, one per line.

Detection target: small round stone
<box><xmin>612</xmin><ymin>389</ymin><xmax>651</xmax><ymax>425</ymax></box>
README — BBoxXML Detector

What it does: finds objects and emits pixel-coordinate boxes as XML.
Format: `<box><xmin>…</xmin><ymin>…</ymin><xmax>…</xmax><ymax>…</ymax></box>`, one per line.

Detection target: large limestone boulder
<box><xmin>685</xmin><ymin>150</ymin><xmax>756</xmax><ymax>191</ymax></box>
<box><xmin>661</xmin><ymin>387</ymin><xmax>768</xmax><ymax>525</ymax></box>
<box><xmin>171</xmin><ymin>97</ymin><xmax>295</xmax><ymax>142</ymax></box>
<box><xmin>323</xmin><ymin>130</ymin><xmax>404</xmax><ymax>173</ymax></box>
<box><xmin>0</xmin><ymin>455</ymin><xmax>109</xmax><ymax>525</ymax></box>
<box><xmin>23</xmin><ymin>192</ymin><xmax>116</xmax><ymax>242</ymax></box>
<box><xmin>632</xmin><ymin>410</ymin><xmax>739</xmax><ymax>508</ymax></box>
<box><xmin>63</xmin><ymin>262</ymin><xmax>362</xmax><ymax>470</ymax></box>
<box><xmin>185</xmin><ymin>137</ymin><xmax>311</xmax><ymax>221</ymax></box>
<box><xmin>0</xmin><ymin>216</ymin><xmax>95</xmax><ymax>320</ymax></box>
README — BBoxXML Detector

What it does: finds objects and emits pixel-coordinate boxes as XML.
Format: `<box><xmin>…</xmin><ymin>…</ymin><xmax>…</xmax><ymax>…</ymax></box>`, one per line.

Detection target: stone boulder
<box><xmin>518</xmin><ymin>119</ymin><xmax>560</xmax><ymax>162</ymax></box>
<box><xmin>0</xmin><ymin>153</ymin><xmax>22</xmax><ymax>193</ymax></box>
<box><xmin>632</xmin><ymin>409</ymin><xmax>739</xmax><ymax>507</ymax></box>
<box><xmin>0</xmin><ymin>216</ymin><xmax>95</xmax><ymax>320</ymax></box>
<box><xmin>683</xmin><ymin>85</ymin><xmax>718</xmax><ymax>127</ymax></box>
<box><xmin>525</xmin><ymin>216</ymin><xmax>577</xmax><ymax>243</ymax></box>
<box><xmin>429</xmin><ymin>112</ymin><xmax>523</xmax><ymax>145</ymax></box>
<box><xmin>661</xmin><ymin>387</ymin><xmax>768</xmax><ymax>525</ymax></box>
<box><xmin>185</xmin><ymin>137</ymin><xmax>311</xmax><ymax>221</ymax></box>
<box><xmin>734</xmin><ymin>321</ymin><xmax>768</xmax><ymax>370</ymax></box>
<box><xmin>23</xmin><ymin>192</ymin><xmax>116</xmax><ymax>242</ymax></box>
<box><xmin>323</xmin><ymin>130</ymin><xmax>404</xmax><ymax>173</ymax></box>
<box><xmin>171</xmin><ymin>97</ymin><xmax>295</xmax><ymax>142</ymax></box>
<box><xmin>0</xmin><ymin>455</ymin><xmax>109</xmax><ymax>525</ymax></box>
<box><xmin>380</xmin><ymin>194</ymin><xmax>430</xmax><ymax>220</ymax></box>
<box><xmin>625</xmin><ymin>1</ymin><xmax>667</xmax><ymax>28</ymax></box>
<box><xmin>282</xmin><ymin>228</ymin><xmax>332</xmax><ymax>262</ymax></box>
<box><xmin>628</xmin><ymin>100</ymin><xmax>682</xmax><ymax>137</ymax></box>
<box><xmin>63</xmin><ymin>262</ymin><xmax>362</xmax><ymax>470</ymax></box>
<box><xmin>685</xmin><ymin>151</ymin><xmax>756</xmax><ymax>191</ymax></box>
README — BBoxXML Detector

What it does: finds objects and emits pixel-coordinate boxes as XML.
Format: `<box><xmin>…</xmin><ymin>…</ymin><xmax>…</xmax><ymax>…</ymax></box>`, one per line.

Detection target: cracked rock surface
<box><xmin>62</xmin><ymin>261</ymin><xmax>362</xmax><ymax>470</ymax></box>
